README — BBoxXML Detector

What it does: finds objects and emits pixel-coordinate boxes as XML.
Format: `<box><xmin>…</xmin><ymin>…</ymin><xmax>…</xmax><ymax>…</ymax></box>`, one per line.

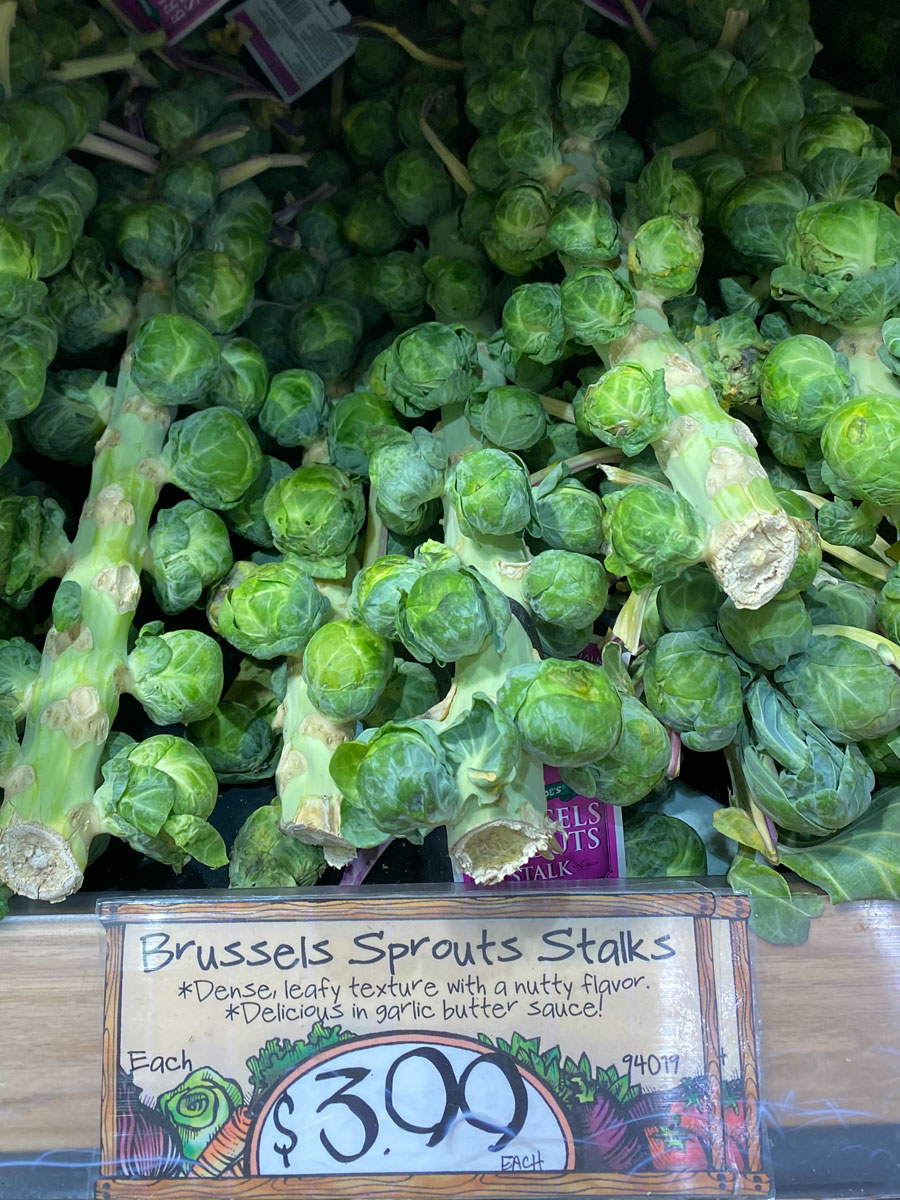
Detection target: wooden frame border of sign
<box><xmin>97</xmin><ymin>890</ymin><xmax>771</xmax><ymax>1200</ymax></box>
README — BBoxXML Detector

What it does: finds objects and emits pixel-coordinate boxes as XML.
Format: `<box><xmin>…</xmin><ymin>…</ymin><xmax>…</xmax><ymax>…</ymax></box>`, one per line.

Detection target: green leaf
<box><xmin>439</xmin><ymin>693</ymin><xmax>520</xmax><ymax>797</ymax></box>
<box><xmin>728</xmin><ymin>850</ymin><xmax>824</xmax><ymax>945</ymax></box>
<box><xmin>713</xmin><ymin>807</ymin><xmax>769</xmax><ymax>854</ymax></box>
<box><xmin>778</xmin><ymin>789</ymin><xmax>900</xmax><ymax>902</ymax></box>
<box><xmin>164</xmin><ymin>814</ymin><xmax>228</xmax><ymax>868</ymax></box>
<box><xmin>328</xmin><ymin>740</ymin><xmax>368</xmax><ymax>806</ymax></box>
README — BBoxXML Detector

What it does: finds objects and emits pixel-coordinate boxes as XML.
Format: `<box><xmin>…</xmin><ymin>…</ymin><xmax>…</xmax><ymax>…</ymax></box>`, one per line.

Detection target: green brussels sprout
<box><xmin>560</xmin><ymin>266</ymin><xmax>635</xmax><ymax>346</ymax></box>
<box><xmin>604</xmin><ymin>485</ymin><xmax>707</xmax><ymax>590</ymax></box>
<box><xmin>238</xmin><ymin>305</ymin><xmax>293</xmax><ymax>373</ymax></box>
<box><xmin>350</xmin><ymin>36</ymin><xmax>408</xmax><ymax>88</ymax></box>
<box><xmin>546</xmin><ymin>191</ymin><xmax>620</xmax><ymax>264</ymax></box>
<box><xmin>466</xmin><ymin>384</ymin><xmax>546</xmax><ymax>452</ymax></box>
<box><xmin>288</xmin><ymin>295</ymin><xmax>363</xmax><ymax>381</ymax></box>
<box><xmin>303</xmin><ymin>618</ymin><xmax>394</xmax><ymax>721</ymax></box>
<box><xmin>229</xmin><ymin>799</ymin><xmax>325</xmax><ymax>887</ymax></box>
<box><xmin>132</xmin><ymin>314</ymin><xmax>221</xmax><ymax>407</ymax></box>
<box><xmin>371</xmin><ymin>251</ymin><xmax>427</xmax><ymax>326</ymax></box>
<box><xmin>157</xmin><ymin>157</ymin><xmax>221</xmax><ymax>223</ymax></box>
<box><xmin>467</xmin><ymin>135</ymin><xmax>514</xmax><ymax>195</ymax></box>
<box><xmin>343</xmin><ymin>187</ymin><xmax>405</xmax><ymax>255</ymax></box>
<box><xmin>626</xmin><ymin>152</ymin><xmax>704</xmax><ymax>228</ymax></box>
<box><xmin>397</xmin><ymin>553</ymin><xmax>510</xmax><ymax>665</ymax></box>
<box><xmin>96</xmin><ymin>734</ymin><xmax>226</xmax><ymax>871</ymax></box>
<box><xmin>775</xmin><ymin>633</ymin><xmax>900</xmax><ymax>743</ymax></box>
<box><xmin>501</xmin><ymin>283</ymin><xmax>566</xmax><ymax>365</ymax></box>
<box><xmin>658</xmin><ymin>565</ymin><xmax>724</xmax><ymax>631</ymax></box>
<box><xmin>383</xmin><ymin>148</ymin><xmax>453</xmax><ymax>227</ymax></box>
<box><xmin>0</xmin><ymin>122</ymin><xmax>21</xmax><ymax>194</ymax></box>
<box><xmin>623</xmin><ymin>811</ymin><xmax>707</xmax><ymax>877</ymax></box>
<box><xmin>720</xmin><ymin>171</ymin><xmax>809</xmax><ymax>266</ymax></box>
<box><xmin>877</xmin><ymin>564</ymin><xmax>900</xmax><ymax>643</ymax></box>
<box><xmin>208</xmin><ymin>558</ymin><xmax>329</xmax><ymax>659</ymax></box>
<box><xmin>643</xmin><ymin>630</ymin><xmax>745</xmax><ymax>753</ymax></box>
<box><xmin>219</xmin><ymin>338</ymin><xmax>269</xmax><ymax>422</ymax></box>
<box><xmin>0</xmin><ymin>636</ymin><xmax>40</xmax><ymax>722</ymax></box>
<box><xmin>397</xmin><ymin>78</ymin><xmax>460</xmax><ymax>149</ymax></box>
<box><xmin>264</xmin><ymin>247</ymin><xmax>323</xmax><ymax>306</ymax></box>
<box><xmin>760</xmin><ymin>334</ymin><xmax>851</xmax><ymax>434</ymax></box>
<box><xmin>162</xmin><ymin>408</ymin><xmax>262</xmax><ymax>511</ymax></box>
<box><xmin>341</xmin><ymin>98</ymin><xmax>400</xmax><ymax>167</ymax></box>
<box><xmin>349</xmin><ymin>555</ymin><xmax>426</xmax><ymax>640</ymax></box>
<box><xmin>496</xmin><ymin>108</ymin><xmax>562</xmax><ymax>182</ymax></box>
<box><xmin>563</xmin><ymin>696</ymin><xmax>671</xmax><ymax>808</ymax></box>
<box><xmin>558</xmin><ymin>40</ymin><xmax>631</xmax><ymax>140</ymax></box>
<box><xmin>327</xmin><ymin>389</ymin><xmax>402</xmax><ymax>476</ymax></box>
<box><xmin>370</xmin><ymin>322</ymin><xmax>478</xmax><ymax>417</ymax></box>
<box><xmin>491</xmin><ymin>182</ymin><xmax>552</xmax><ymax>259</ymax></box>
<box><xmin>531</xmin><ymin>465</ymin><xmax>605</xmax><ymax>555</ymax></box>
<box><xmin>369</xmin><ymin>428</ymin><xmax>448</xmax><ymax>535</ymax></box>
<box><xmin>498</xmin><ymin>657</ymin><xmax>622</xmax><ymax>767</ymax></box>
<box><xmin>127</xmin><ymin>623</ymin><xmax>224</xmax><ymax>725</ymax></box>
<box><xmin>675</xmin><ymin>47</ymin><xmax>747</xmax><ymax>118</ymax></box>
<box><xmin>20</xmin><ymin>369</ymin><xmax>110</xmax><ymax>465</ymax></box>
<box><xmin>0</xmin><ymin>493</ymin><xmax>70</xmax><ymax>610</ymax></box>
<box><xmin>0</xmin><ymin>99</ymin><xmax>70</xmax><ymax>177</ymax></box>
<box><xmin>489</xmin><ymin>62</ymin><xmax>552</xmax><ymax>116</ymax></box>
<box><xmin>459</xmin><ymin>190</ymin><xmax>498</xmax><ymax>246</ymax></box>
<box><xmin>786</xmin><ymin>198</ymin><xmax>900</xmax><ymax>282</ymax></box>
<box><xmin>330</xmin><ymin>719</ymin><xmax>456</xmax><ymax>838</ymax></box>
<box><xmin>175</xmin><ymin>249</ymin><xmax>254</xmax><ymax>335</ymax></box>
<box><xmin>5</xmin><ymin>196</ymin><xmax>74</xmax><ymax>279</ymax></box>
<box><xmin>147</xmin><ymin>501</ymin><xmax>233</xmax><ymax>615</ymax></box>
<box><xmin>325</xmin><ymin>254</ymin><xmax>382</xmax><ymax>333</ymax></box>
<box><xmin>143</xmin><ymin>88</ymin><xmax>209</xmax><ymax>152</ymax></box>
<box><xmin>116</xmin><ymin>202</ymin><xmax>193</xmax><ymax>279</ymax></box>
<box><xmin>221</xmin><ymin>455</ymin><xmax>291</xmax><ymax>549</ymax></box>
<box><xmin>737</xmin><ymin>14</ymin><xmax>816</xmax><ymax>78</ymax></box>
<box><xmin>815</xmin><ymin>497</ymin><xmax>879</xmax><ymax>552</ymax></box>
<box><xmin>0</xmin><ymin>216</ymin><xmax>45</xmax><ymax>320</ymax></box>
<box><xmin>786</xmin><ymin>112</ymin><xmax>891</xmax><ymax>198</ymax></box>
<box><xmin>821</xmin><ymin>395</ymin><xmax>900</xmax><ymax>505</ymax></box>
<box><xmin>721</xmin><ymin>70</ymin><xmax>805</xmax><ymax>163</ymax></box>
<box><xmin>0</xmin><ymin>313</ymin><xmax>58</xmax><ymax>420</ymax></box>
<box><xmin>157</xmin><ymin>1067</ymin><xmax>243</xmax><ymax>1161</ymax></box>
<box><xmin>263</xmin><ymin>463</ymin><xmax>365</xmax><ymax>574</ymax></box>
<box><xmin>465</xmin><ymin>77</ymin><xmax>504</xmax><ymax>134</ymax></box>
<box><xmin>717</xmin><ymin>592</ymin><xmax>812</xmax><ymax>669</ymax></box>
<box><xmin>448</xmin><ymin>448</ymin><xmax>533</xmax><ymax>538</ymax></box>
<box><xmin>258</xmin><ymin>369</ymin><xmax>327</xmax><ymax>449</ymax></box>
<box><xmin>688</xmin><ymin>314</ymin><xmax>770</xmax><ymax>408</ymax></box>
<box><xmin>628</xmin><ymin>215</ymin><xmax>704</xmax><ymax>298</ymax></box>
<box><xmin>524</xmin><ymin>550</ymin><xmax>608</xmax><ymax>630</ymax></box>
<box><xmin>423</xmin><ymin>256</ymin><xmax>490</xmax><ymax>322</ymax></box>
<box><xmin>294</xmin><ymin>200</ymin><xmax>350</xmax><ymax>268</ymax></box>
<box><xmin>805</xmin><ymin>569</ymin><xmax>878</xmax><ymax>632</ymax></box>
<box><xmin>743</xmin><ymin>678</ymin><xmax>875</xmax><ymax>837</ymax></box>
<box><xmin>690</xmin><ymin>154</ymin><xmax>747</xmax><ymax>230</ymax></box>
<box><xmin>512</xmin><ymin>20</ymin><xmax>567</xmax><ymax>70</ymax></box>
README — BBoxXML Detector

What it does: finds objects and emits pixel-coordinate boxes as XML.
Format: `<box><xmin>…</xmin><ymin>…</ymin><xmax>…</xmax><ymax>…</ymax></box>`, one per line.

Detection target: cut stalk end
<box><xmin>707</xmin><ymin>509</ymin><xmax>800</xmax><ymax>609</ymax></box>
<box><xmin>0</xmin><ymin>821</ymin><xmax>84</xmax><ymax>903</ymax></box>
<box><xmin>450</xmin><ymin>813</ymin><xmax>560</xmax><ymax>886</ymax></box>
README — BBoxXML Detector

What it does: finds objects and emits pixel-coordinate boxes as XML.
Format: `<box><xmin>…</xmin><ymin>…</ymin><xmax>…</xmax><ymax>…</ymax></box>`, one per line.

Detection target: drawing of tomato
<box><xmin>645</xmin><ymin>1120</ymin><xmax>709</xmax><ymax>1170</ymax></box>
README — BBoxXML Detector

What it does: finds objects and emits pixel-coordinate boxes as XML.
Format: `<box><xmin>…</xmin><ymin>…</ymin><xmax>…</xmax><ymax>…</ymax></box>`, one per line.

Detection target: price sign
<box><xmin>97</xmin><ymin>890</ymin><xmax>771</xmax><ymax>1198</ymax></box>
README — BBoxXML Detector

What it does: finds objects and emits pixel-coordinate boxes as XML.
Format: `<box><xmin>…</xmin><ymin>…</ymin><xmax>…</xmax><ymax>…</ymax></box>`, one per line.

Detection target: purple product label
<box><xmin>105</xmin><ymin>0</ymin><xmax>231</xmax><ymax>42</ymax></box>
<box><xmin>580</xmin><ymin>0</ymin><xmax>653</xmax><ymax>29</ymax></box>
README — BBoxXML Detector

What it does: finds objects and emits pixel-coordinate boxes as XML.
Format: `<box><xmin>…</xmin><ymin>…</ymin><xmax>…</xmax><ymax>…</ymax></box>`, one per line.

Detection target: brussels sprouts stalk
<box><xmin>528</xmin><ymin>447</ymin><xmax>621</xmax><ymax>486</ymax></box>
<box><xmin>354</xmin><ymin>21</ymin><xmax>465</xmax><ymax>70</ymax></box>
<box><xmin>716</xmin><ymin>8</ymin><xmax>750</xmax><ymax>52</ymax></box>
<box><xmin>833</xmin><ymin>330</ymin><xmax>899</xmax><ymax>393</ymax></box>
<box><xmin>47</xmin><ymin>49</ymin><xmax>149</xmax><ymax>81</ymax></box>
<box><xmin>607</xmin><ymin>309</ymin><xmax>800</xmax><ymax>608</ymax></box>
<box><xmin>620</xmin><ymin>0</ymin><xmax>659</xmax><ymax>52</ymax></box>
<box><xmin>77</xmin><ymin>133</ymin><xmax>159</xmax><ymax>174</ymax></box>
<box><xmin>96</xmin><ymin>120</ymin><xmax>159</xmax><ymax>156</ymax></box>
<box><xmin>0</xmin><ymin>353</ymin><xmax>171</xmax><ymax>901</ymax></box>
<box><xmin>218</xmin><ymin>154</ymin><xmax>312</xmax><ymax>191</ymax></box>
<box><xmin>187</xmin><ymin>124</ymin><xmax>251</xmax><ymax>157</ymax></box>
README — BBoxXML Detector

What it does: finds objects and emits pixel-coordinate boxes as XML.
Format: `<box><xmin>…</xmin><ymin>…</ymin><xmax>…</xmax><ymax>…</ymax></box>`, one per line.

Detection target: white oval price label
<box><xmin>249</xmin><ymin>1032</ymin><xmax>575</xmax><ymax>1176</ymax></box>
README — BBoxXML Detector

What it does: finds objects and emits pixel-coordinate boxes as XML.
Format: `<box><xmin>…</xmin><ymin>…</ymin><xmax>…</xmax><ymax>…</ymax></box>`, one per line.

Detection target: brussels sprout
<box><xmin>383</xmin><ymin>148</ymin><xmax>453</xmax><ymax>226</ymax></box>
<box><xmin>465</xmin><ymin>77</ymin><xmax>504</xmax><ymax>133</ymax></box>
<box><xmin>127</xmin><ymin>623</ymin><xmax>224</xmax><ymax>725</ymax></box>
<box><xmin>0</xmin><ymin>216</ymin><xmax>45</xmax><ymax>320</ymax></box>
<box><xmin>531</xmin><ymin>466</ymin><xmax>605</xmax><ymax>555</ymax></box>
<box><xmin>175</xmin><ymin>249</ymin><xmax>254</xmax><ymax>335</ymax></box>
<box><xmin>96</xmin><ymin>735</ymin><xmax>226</xmax><ymax>871</ymax></box>
<box><xmin>0</xmin><ymin>637</ymin><xmax>40</xmax><ymax>722</ymax></box>
<box><xmin>341</xmin><ymin>98</ymin><xmax>400</xmax><ymax>167</ymax></box>
<box><xmin>327</xmin><ymin>389</ymin><xmax>402</xmax><ymax>476</ymax></box>
<box><xmin>349</xmin><ymin>556</ymin><xmax>426</xmax><ymax>640</ymax></box>
<box><xmin>343</xmin><ymin>187</ymin><xmax>405</xmax><ymax>255</ymax></box>
<box><xmin>512</xmin><ymin>20</ymin><xmax>567</xmax><ymax>71</ymax></box>
<box><xmin>558</xmin><ymin>40</ymin><xmax>631</xmax><ymax>140</ymax></box>
<box><xmin>371</xmin><ymin>251</ymin><xmax>427</xmax><ymax>326</ymax></box>
<box><xmin>157</xmin><ymin>157</ymin><xmax>221</xmax><ymax>223</ymax></box>
<box><xmin>805</xmin><ymin>569</ymin><xmax>878</xmax><ymax>632</ymax></box>
<box><xmin>448</xmin><ymin>448</ymin><xmax>533</xmax><ymax>538</ymax></box>
<box><xmin>148</xmin><ymin>501</ymin><xmax>233</xmax><ymax>614</ymax></box>
<box><xmin>718</xmin><ymin>592</ymin><xmax>812</xmax><ymax>669</ymax></box>
<box><xmin>116</xmin><ymin>202</ymin><xmax>193</xmax><ymax>279</ymax></box>
<box><xmin>397</xmin><ymin>555</ymin><xmax>510</xmax><ymax>665</ymax></box>
<box><xmin>690</xmin><ymin>154</ymin><xmax>747</xmax><ymax>230</ymax></box>
<box><xmin>643</xmin><ymin>630</ymin><xmax>745</xmax><ymax>753</ymax></box>
<box><xmin>501</xmin><ymin>282</ymin><xmax>566</xmax><ymax>365</ymax></box>
<box><xmin>5</xmin><ymin>196</ymin><xmax>74</xmax><ymax>278</ymax></box>
<box><xmin>467</xmin><ymin>135</ymin><xmax>515</xmax><ymax>195</ymax></box>
<box><xmin>264</xmin><ymin>248</ymin><xmax>323</xmax><ymax>306</ymax></box>
<box><xmin>623</xmin><ymin>811</ymin><xmax>707</xmax><ymax>877</ymax></box>
<box><xmin>370</xmin><ymin>322</ymin><xmax>479</xmax><ymax>417</ymax></box>
<box><xmin>21</xmin><ymin>370</ymin><xmax>111</xmax><ymax>465</ymax></box>
<box><xmin>489</xmin><ymin>62</ymin><xmax>552</xmax><ymax>116</ymax></box>
<box><xmin>222</xmin><ymin>455</ymin><xmax>292</xmax><ymax>549</ymax></box>
<box><xmin>675</xmin><ymin>47</ymin><xmax>747</xmax><ymax>118</ymax></box>
<box><xmin>330</xmin><ymin>719</ymin><xmax>456</xmax><ymax>838</ymax></box>
<box><xmin>721</xmin><ymin>70</ymin><xmax>805</xmax><ymax>163</ymax></box>
<box><xmin>288</xmin><ymin>295</ymin><xmax>363</xmax><ymax>381</ymax></box>
<box><xmin>263</xmin><ymin>463</ymin><xmax>365</xmax><ymax>574</ymax></box>
<box><xmin>491</xmin><ymin>182</ymin><xmax>552</xmax><ymax>258</ymax></box>
<box><xmin>628</xmin><ymin>215</ymin><xmax>704</xmax><ymax>298</ymax></box>
<box><xmin>743</xmin><ymin>678</ymin><xmax>875</xmax><ymax>837</ymax></box>
<box><xmin>821</xmin><ymin>395</ymin><xmax>900</xmax><ymax>506</ymax></box>
<box><xmin>302</xmin><ymin>618</ymin><xmax>394</xmax><ymax>721</ymax></box>
<box><xmin>0</xmin><ymin>122</ymin><xmax>20</xmax><ymax>194</ymax></box>
<box><xmin>688</xmin><ymin>314</ymin><xmax>770</xmax><ymax>407</ymax></box>
<box><xmin>325</xmin><ymin>255</ymin><xmax>382</xmax><ymax>333</ymax></box>
<box><xmin>0</xmin><ymin>314</ymin><xmax>58</xmax><ymax>419</ymax></box>
<box><xmin>208</xmin><ymin>558</ymin><xmax>329</xmax><ymax>659</ymax></box>
<box><xmin>156</xmin><ymin>1065</ymin><xmax>243</xmax><ymax>1160</ymax></box>
<box><xmin>737</xmin><ymin>13</ymin><xmax>816</xmax><ymax>78</ymax></box>
<box><xmin>423</xmin><ymin>257</ymin><xmax>491</xmax><ymax>322</ymax></box>
<box><xmin>524</xmin><ymin>550</ymin><xmax>608</xmax><ymax>630</ymax></box>
<box><xmin>258</xmin><ymin>369</ymin><xmax>327</xmax><ymax>449</ymax></box>
<box><xmin>604</xmin><ymin>485</ymin><xmax>707</xmax><ymax>590</ymax></box>
<box><xmin>658</xmin><ymin>565</ymin><xmax>725</xmax><ymax>631</ymax></box>
<box><xmin>143</xmin><ymin>88</ymin><xmax>209</xmax><ymax>152</ymax></box>
<box><xmin>294</xmin><ymin>200</ymin><xmax>350</xmax><ymax>267</ymax></box>
<box><xmin>229</xmin><ymin>800</ymin><xmax>325</xmax><ymax>887</ymax></box>
<box><xmin>775</xmin><ymin>633</ymin><xmax>900</xmax><ymax>743</ymax></box>
<box><xmin>876</xmin><ymin>563</ymin><xmax>900</xmax><ymax>643</ymax></box>
<box><xmin>467</xmin><ymin>384</ymin><xmax>546</xmax><ymax>452</ymax></box>
<box><xmin>369</xmin><ymin>428</ymin><xmax>448</xmax><ymax>535</ymax></box>
<box><xmin>546</xmin><ymin>191</ymin><xmax>620</xmax><ymax>264</ymax></box>
<box><xmin>626</xmin><ymin>153</ymin><xmax>704</xmax><ymax>228</ymax></box>
<box><xmin>560</xmin><ymin>266</ymin><xmax>635</xmax><ymax>346</ymax></box>
<box><xmin>0</xmin><ymin>99</ymin><xmax>70</xmax><ymax>177</ymax></box>
<box><xmin>496</xmin><ymin>108</ymin><xmax>563</xmax><ymax>182</ymax></box>
<box><xmin>498</xmin><ymin>657</ymin><xmax>622</xmax><ymax>768</ymax></box>
<box><xmin>162</xmin><ymin>408</ymin><xmax>262</xmax><ymax>511</ymax></box>
<box><xmin>132</xmin><ymin>314</ymin><xmax>221</xmax><ymax>408</ymax></box>
<box><xmin>720</xmin><ymin>171</ymin><xmax>809</xmax><ymax>266</ymax></box>
<box><xmin>218</xmin><ymin>338</ymin><xmax>268</xmax><ymax>422</ymax></box>
<box><xmin>760</xmin><ymin>334</ymin><xmax>851</xmax><ymax>434</ymax></box>
<box><xmin>815</xmin><ymin>495</ymin><xmax>880</xmax><ymax>551</ymax></box>
<box><xmin>563</xmin><ymin>697</ymin><xmax>671</xmax><ymax>808</ymax></box>
<box><xmin>786</xmin><ymin>112</ymin><xmax>891</xmax><ymax>201</ymax></box>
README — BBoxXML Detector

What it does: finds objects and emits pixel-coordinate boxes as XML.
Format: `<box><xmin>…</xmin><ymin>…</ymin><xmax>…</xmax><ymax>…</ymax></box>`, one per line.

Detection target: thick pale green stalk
<box><xmin>609</xmin><ymin>301</ymin><xmax>800</xmax><ymax>608</ymax></box>
<box><xmin>834</xmin><ymin>330</ymin><xmax>899</xmax><ymax>397</ymax></box>
<box><xmin>0</xmin><ymin>358</ymin><xmax>170</xmax><ymax>900</ymax></box>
